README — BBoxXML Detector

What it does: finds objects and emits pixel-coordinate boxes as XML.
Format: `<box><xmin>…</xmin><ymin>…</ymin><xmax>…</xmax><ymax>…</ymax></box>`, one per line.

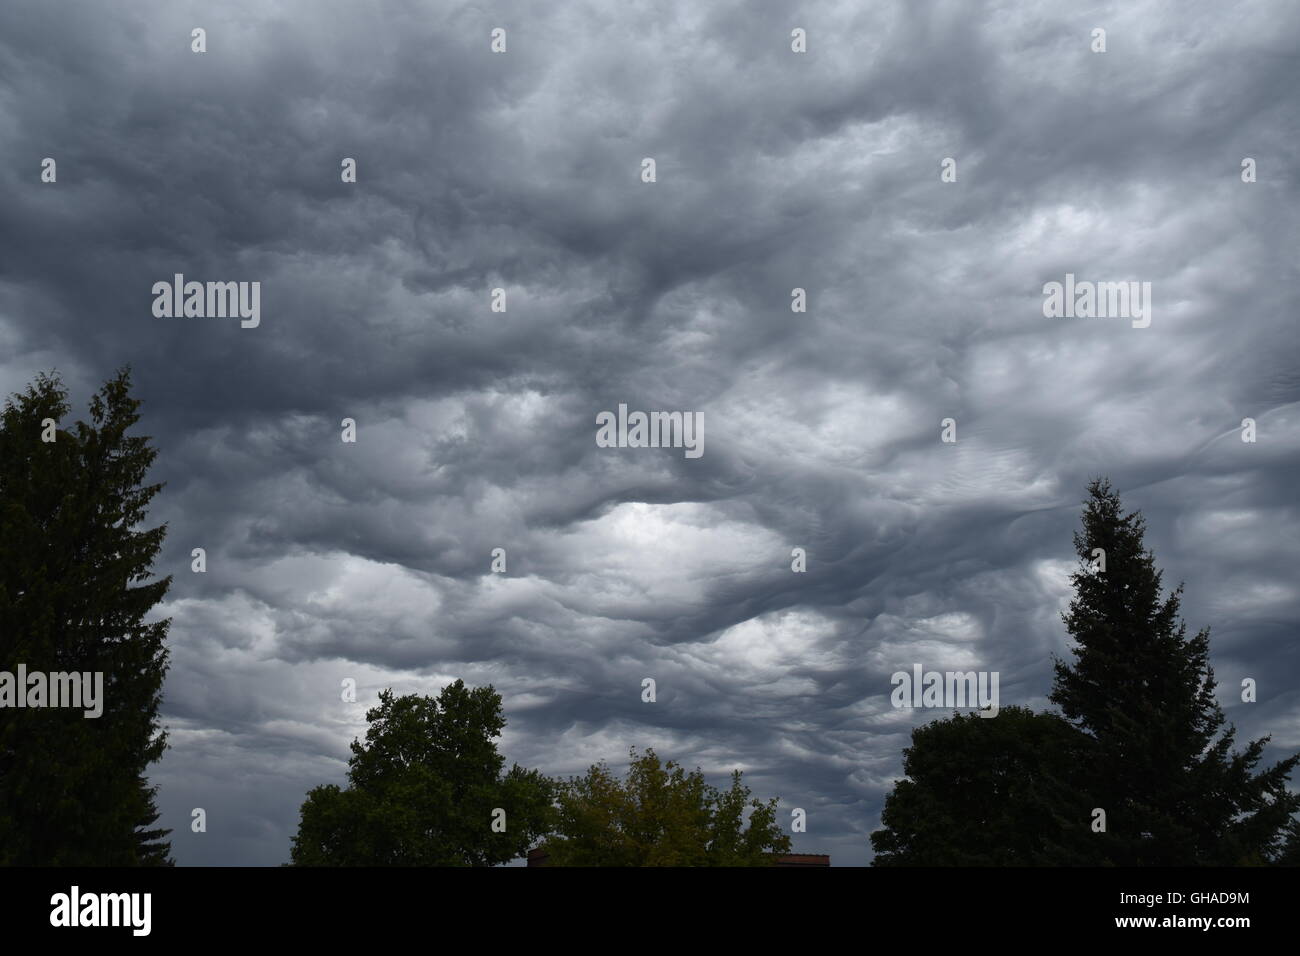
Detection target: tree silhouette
<box><xmin>871</xmin><ymin>478</ymin><xmax>1299</xmax><ymax>866</ymax></box>
<box><xmin>0</xmin><ymin>370</ymin><xmax>173</xmax><ymax>865</ymax></box>
<box><xmin>871</xmin><ymin>707</ymin><xmax>1100</xmax><ymax>865</ymax></box>
<box><xmin>1277</xmin><ymin>817</ymin><xmax>1300</xmax><ymax>865</ymax></box>
<box><xmin>1051</xmin><ymin>478</ymin><xmax>1300</xmax><ymax>864</ymax></box>
<box><xmin>290</xmin><ymin>680</ymin><xmax>553</xmax><ymax>865</ymax></box>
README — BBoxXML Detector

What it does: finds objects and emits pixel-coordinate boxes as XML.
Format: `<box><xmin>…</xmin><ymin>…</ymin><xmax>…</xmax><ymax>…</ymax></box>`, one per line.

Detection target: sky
<box><xmin>1</xmin><ymin>0</ymin><xmax>1297</xmax><ymax>866</ymax></box>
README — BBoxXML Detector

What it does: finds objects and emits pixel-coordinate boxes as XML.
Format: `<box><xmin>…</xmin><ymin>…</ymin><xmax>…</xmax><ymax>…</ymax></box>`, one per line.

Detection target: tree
<box><xmin>0</xmin><ymin>369</ymin><xmax>173</xmax><ymax>865</ymax></box>
<box><xmin>290</xmin><ymin>680</ymin><xmax>553</xmax><ymax>865</ymax></box>
<box><xmin>1050</xmin><ymin>478</ymin><xmax>1300</xmax><ymax>865</ymax></box>
<box><xmin>871</xmin><ymin>707</ymin><xmax>1102</xmax><ymax>865</ymax></box>
<box><xmin>1276</xmin><ymin>817</ymin><xmax>1300</xmax><ymax>866</ymax></box>
<box><xmin>542</xmin><ymin>748</ymin><xmax>792</xmax><ymax>866</ymax></box>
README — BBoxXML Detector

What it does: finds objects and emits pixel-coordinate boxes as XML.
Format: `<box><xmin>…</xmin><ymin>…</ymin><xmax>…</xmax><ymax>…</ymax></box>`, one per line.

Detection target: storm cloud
<box><xmin>1</xmin><ymin>0</ymin><xmax>1297</xmax><ymax>865</ymax></box>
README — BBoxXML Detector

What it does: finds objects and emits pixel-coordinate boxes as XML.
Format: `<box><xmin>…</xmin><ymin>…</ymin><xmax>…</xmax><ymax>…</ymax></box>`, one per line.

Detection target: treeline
<box><xmin>288</xmin><ymin>683</ymin><xmax>791</xmax><ymax>866</ymax></box>
<box><xmin>287</xmin><ymin>486</ymin><xmax>1300</xmax><ymax>866</ymax></box>
<box><xmin>2</xmin><ymin>372</ymin><xmax>1297</xmax><ymax>866</ymax></box>
<box><xmin>871</xmin><ymin>480</ymin><xmax>1300</xmax><ymax>866</ymax></box>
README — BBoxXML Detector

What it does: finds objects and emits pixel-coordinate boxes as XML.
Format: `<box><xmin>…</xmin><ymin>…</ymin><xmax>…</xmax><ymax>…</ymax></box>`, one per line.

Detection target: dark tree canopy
<box><xmin>871</xmin><ymin>707</ymin><xmax>1101</xmax><ymax>865</ymax></box>
<box><xmin>1050</xmin><ymin>478</ymin><xmax>1299</xmax><ymax>865</ymax></box>
<box><xmin>542</xmin><ymin>747</ymin><xmax>792</xmax><ymax>866</ymax></box>
<box><xmin>1277</xmin><ymin>817</ymin><xmax>1300</xmax><ymax>866</ymax></box>
<box><xmin>0</xmin><ymin>370</ymin><xmax>173</xmax><ymax>865</ymax></box>
<box><xmin>872</xmin><ymin>479</ymin><xmax>1299</xmax><ymax>866</ymax></box>
<box><xmin>290</xmin><ymin>680</ymin><xmax>553</xmax><ymax>866</ymax></box>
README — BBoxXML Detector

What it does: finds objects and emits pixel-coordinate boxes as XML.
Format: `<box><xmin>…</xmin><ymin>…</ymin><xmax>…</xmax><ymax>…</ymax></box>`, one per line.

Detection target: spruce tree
<box><xmin>1276</xmin><ymin>817</ymin><xmax>1300</xmax><ymax>866</ymax></box>
<box><xmin>0</xmin><ymin>370</ymin><xmax>173</xmax><ymax>865</ymax></box>
<box><xmin>1050</xmin><ymin>478</ymin><xmax>1299</xmax><ymax>864</ymax></box>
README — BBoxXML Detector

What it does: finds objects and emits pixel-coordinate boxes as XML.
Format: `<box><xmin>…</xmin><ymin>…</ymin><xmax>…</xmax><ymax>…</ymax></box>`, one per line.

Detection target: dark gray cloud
<box><xmin>1</xmin><ymin>0</ymin><xmax>1297</xmax><ymax>866</ymax></box>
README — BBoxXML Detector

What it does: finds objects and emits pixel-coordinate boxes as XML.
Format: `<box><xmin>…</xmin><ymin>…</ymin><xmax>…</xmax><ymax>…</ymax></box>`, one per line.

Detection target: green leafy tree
<box><xmin>543</xmin><ymin>747</ymin><xmax>791</xmax><ymax>866</ymax></box>
<box><xmin>290</xmin><ymin>680</ymin><xmax>553</xmax><ymax>865</ymax></box>
<box><xmin>1050</xmin><ymin>478</ymin><xmax>1300</xmax><ymax>865</ymax></box>
<box><xmin>0</xmin><ymin>370</ymin><xmax>173</xmax><ymax>865</ymax></box>
<box><xmin>871</xmin><ymin>707</ymin><xmax>1101</xmax><ymax>865</ymax></box>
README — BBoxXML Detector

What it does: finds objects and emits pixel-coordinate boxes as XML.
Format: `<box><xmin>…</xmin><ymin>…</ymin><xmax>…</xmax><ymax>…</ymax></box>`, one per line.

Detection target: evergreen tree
<box><xmin>0</xmin><ymin>370</ymin><xmax>173</xmax><ymax>865</ymax></box>
<box><xmin>1276</xmin><ymin>816</ymin><xmax>1300</xmax><ymax>866</ymax></box>
<box><xmin>1050</xmin><ymin>478</ymin><xmax>1299</xmax><ymax>864</ymax></box>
